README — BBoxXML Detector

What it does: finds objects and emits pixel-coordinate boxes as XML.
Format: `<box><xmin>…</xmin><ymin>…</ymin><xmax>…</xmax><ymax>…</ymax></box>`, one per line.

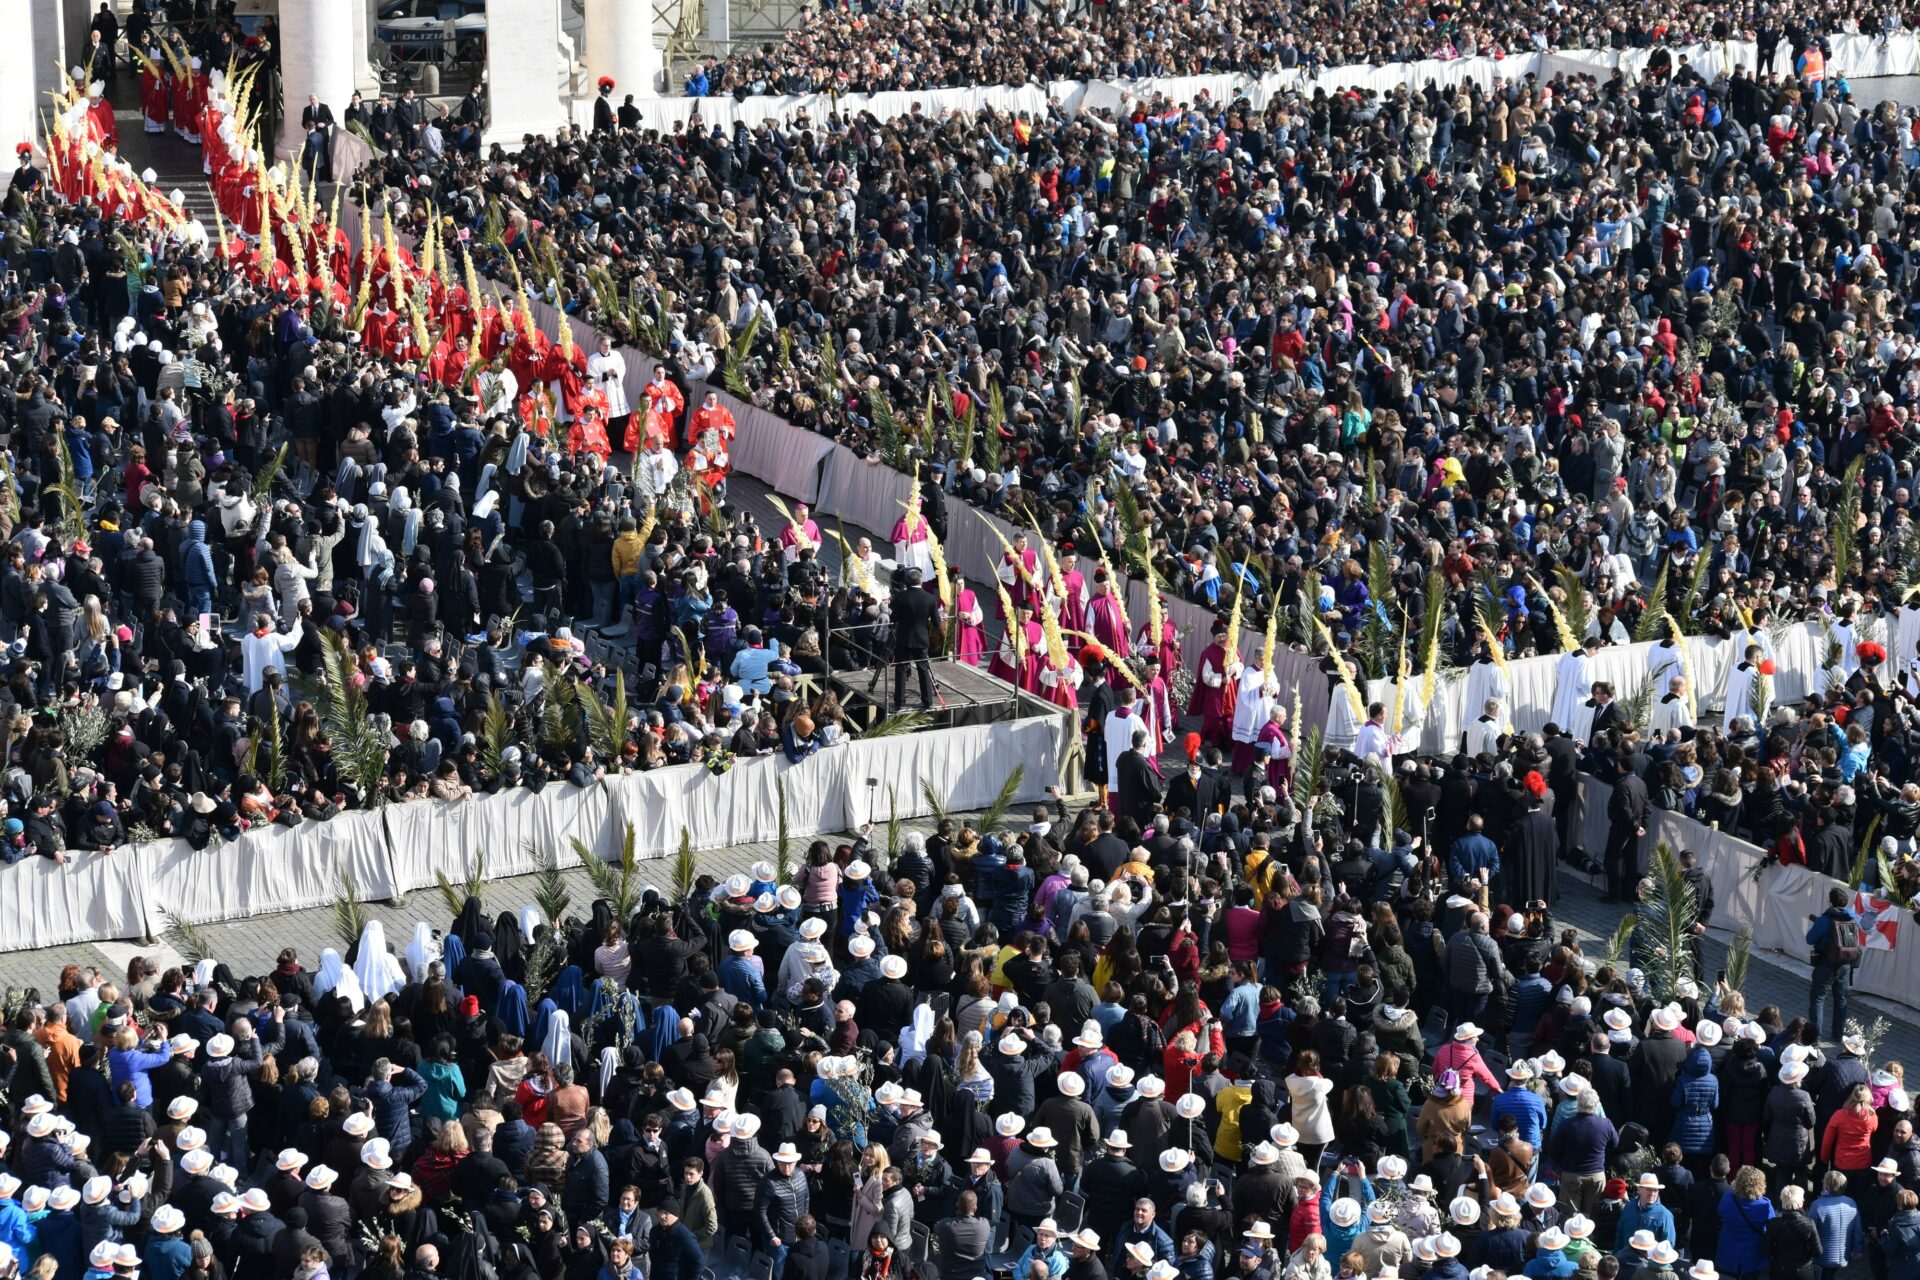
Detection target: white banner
<box><xmin>145</xmin><ymin>808</ymin><xmax>399</xmax><ymax>926</ymax></box>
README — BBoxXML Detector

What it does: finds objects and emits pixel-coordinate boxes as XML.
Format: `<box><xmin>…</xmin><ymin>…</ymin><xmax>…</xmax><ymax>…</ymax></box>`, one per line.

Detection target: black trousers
<box><xmin>894</xmin><ymin>645</ymin><xmax>934</xmax><ymax>709</ymax></box>
<box><xmin>1605</xmin><ymin>822</ymin><xmax>1641</xmax><ymax>897</ymax></box>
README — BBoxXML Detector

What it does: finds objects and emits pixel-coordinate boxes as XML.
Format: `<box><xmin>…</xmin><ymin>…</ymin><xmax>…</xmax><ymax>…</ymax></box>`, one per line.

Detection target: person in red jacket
<box><xmin>1287</xmin><ymin>1169</ymin><xmax>1322</xmax><ymax>1251</ymax></box>
<box><xmin>1820</xmin><ymin>1083</ymin><xmax>1880</xmax><ymax>1178</ymax></box>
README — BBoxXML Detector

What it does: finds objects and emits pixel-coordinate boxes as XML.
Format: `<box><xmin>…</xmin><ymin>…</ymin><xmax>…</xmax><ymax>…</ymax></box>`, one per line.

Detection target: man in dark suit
<box><xmin>1604</xmin><ymin>749</ymin><xmax>1648</xmax><ymax>902</ymax></box>
<box><xmin>1163</xmin><ymin>753</ymin><xmax>1224</xmax><ymax>820</ymax></box>
<box><xmin>1585</xmin><ymin>682</ymin><xmax>1623</xmax><ymax>751</ymax></box>
<box><xmin>300</xmin><ymin>94</ymin><xmax>335</xmax><ymax>180</ymax></box>
<box><xmin>890</xmin><ymin>570</ymin><xmax>940</xmax><ymax>710</ymax></box>
<box><xmin>1543</xmin><ymin>722</ymin><xmax>1582</xmax><ymax>855</ymax></box>
<box><xmin>1115</xmin><ymin>727</ymin><xmax>1164</xmax><ymax>828</ymax></box>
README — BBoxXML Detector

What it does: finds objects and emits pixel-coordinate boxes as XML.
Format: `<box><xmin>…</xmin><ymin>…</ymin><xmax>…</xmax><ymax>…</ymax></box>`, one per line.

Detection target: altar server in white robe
<box><xmin>1461</xmin><ymin>647</ymin><xmax>1510</xmax><ymax>739</ymax></box>
<box><xmin>1550</xmin><ymin>637</ymin><xmax>1600</xmax><ymax>736</ymax></box>
<box><xmin>1650</xmin><ymin>674</ymin><xmax>1695</xmax><ymax>734</ymax></box>
<box><xmin>1465</xmin><ymin>698</ymin><xmax>1506</xmax><ymax>757</ymax></box>
<box><xmin>1647</xmin><ymin>633</ymin><xmax>1685</xmax><ymax>688</ymax></box>
<box><xmin>1723</xmin><ymin>643</ymin><xmax>1768</xmax><ymax>733</ymax></box>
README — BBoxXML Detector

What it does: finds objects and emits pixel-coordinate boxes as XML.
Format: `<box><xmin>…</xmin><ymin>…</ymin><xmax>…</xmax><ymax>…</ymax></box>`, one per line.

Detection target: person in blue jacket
<box><xmin>1615</xmin><ymin>1172</ymin><xmax>1677</xmax><ymax>1253</ymax></box>
<box><xmin>1715</xmin><ymin>1166</ymin><xmax>1776</xmax><ymax>1280</ymax></box>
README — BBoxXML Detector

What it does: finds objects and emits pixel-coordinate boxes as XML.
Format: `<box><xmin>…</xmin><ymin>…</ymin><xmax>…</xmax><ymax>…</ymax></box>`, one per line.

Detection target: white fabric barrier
<box><xmin>0</xmin><ymin>846</ymin><xmax>159</xmax><ymax>951</ymax></box>
<box><xmin>1330</xmin><ymin>623</ymin><xmax>1857</xmax><ymax>751</ymax></box>
<box><xmin>383</xmin><ymin>779</ymin><xmax>622</xmax><ymax>895</ymax></box>
<box><xmin>1573</xmin><ymin>776</ymin><xmax>1919</xmax><ymax>1011</ymax></box>
<box><xmin>145</xmin><ymin>808</ymin><xmax>399</xmax><ymax>926</ymax></box>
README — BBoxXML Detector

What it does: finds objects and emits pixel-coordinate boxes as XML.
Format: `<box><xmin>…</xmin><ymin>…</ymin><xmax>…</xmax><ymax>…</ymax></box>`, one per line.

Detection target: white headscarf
<box><xmin>353</xmin><ymin>922</ymin><xmax>406</xmax><ymax>1002</ymax></box>
<box><xmin>314</xmin><ymin>949</ymin><xmax>346</xmax><ymax>998</ymax></box>
<box><xmin>404</xmin><ymin>923</ymin><xmax>437</xmax><ymax>983</ymax></box>
<box><xmin>542</xmin><ymin>1010</ymin><xmax>573</xmax><ymax>1070</ymax></box>
<box><xmin>598</xmin><ymin>1046</ymin><xmax>620</xmax><ymax>1098</ymax></box>
<box><xmin>519</xmin><ymin>907</ymin><xmax>541</xmax><ymax>943</ymax></box>
<box><xmin>192</xmin><ymin>958</ymin><xmax>217</xmax><ymax>990</ymax></box>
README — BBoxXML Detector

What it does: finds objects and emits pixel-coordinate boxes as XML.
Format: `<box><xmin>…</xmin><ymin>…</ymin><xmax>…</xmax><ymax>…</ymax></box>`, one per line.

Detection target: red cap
<box><xmin>460</xmin><ymin>996</ymin><xmax>480</xmax><ymax>1016</ymax></box>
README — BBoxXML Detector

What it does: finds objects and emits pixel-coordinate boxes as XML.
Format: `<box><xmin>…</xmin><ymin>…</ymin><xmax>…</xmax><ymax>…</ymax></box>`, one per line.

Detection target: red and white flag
<box><xmin>1851</xmin><ymin>891</ymin><xmax>1900</xmax><ymax>952</ymax></box>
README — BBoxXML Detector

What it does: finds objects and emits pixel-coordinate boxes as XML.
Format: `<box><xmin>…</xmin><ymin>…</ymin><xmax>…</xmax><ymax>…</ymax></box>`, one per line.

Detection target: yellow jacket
<box><xmin>611</xmin><ymin>531</ymin><xmax>645</xmax><ymax>580</ymax></box>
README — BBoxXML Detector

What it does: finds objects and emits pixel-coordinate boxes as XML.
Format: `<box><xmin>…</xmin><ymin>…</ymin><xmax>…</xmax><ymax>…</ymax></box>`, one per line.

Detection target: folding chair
<box><xmin>747</xmin><ymin>1252</ymin><xmax>775</xmax><ymax>1280</ymax></box>
<box><xmin>722</xmin><ymin>1238</ymin><xmax>751</xmax><ymax>1280</ymax></box>
<box><xmin>1420</xmin><ymin>1006</ymin><xmax>1449</xmax><ymax>1053</ymax></box>
<box><xmin>911</xmin><ymin>1223</ymin><xmax>933</xmax><ymax>1266</ymax></box>
<box><xmin>828</xmin><ymin>1240</ymin><xmax>853</xmax><ymax>1280</ymax></box>
<box><xmin>1054</xmin><ymin>1192</ymin><xmax>1087</xmax><ymax>1235</ymax></box>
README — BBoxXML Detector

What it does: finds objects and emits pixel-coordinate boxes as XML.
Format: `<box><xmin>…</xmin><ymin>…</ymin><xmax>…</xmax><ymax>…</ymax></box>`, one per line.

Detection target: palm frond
<box><xmin>1635</xmin><ymin>559</ymin><xmax>1671</xmax><ymax>643</ymax></box>
<box><xmin>265</xmin><ymin>702</ymin><xmax>286</xmax><ymax>792</ymax></box>
<box><xmin>672</xmin><ymin>827</ymin><xmax>698</xmax><ymax>903</ymax></box>
<box><xmin>162</xmin><ymin>909</ymin><xmax>216</xmax><ymax>965</ymax></box>
<box><xmin>1749</xmin><ymin>668</ymin><xmax>1773</xmax><ymax>730</ymax></box>
<box><xmin>541</xmin><ymin>663</ymin><xmax>577</xmax><ymax>750</ymax></box>
<box><xmin>886</xmin><ymin>784</ymin><xmax>902</xmax><ymax>858</ymax></box>
<box><xmin>1725</xmin><ymin>925</ymin><xmax>1753</xmax><ymax>994</ymax></box>
<box><xmin>480</xmin><ymin>692</ymin><xmax>511</xmax><ymax>781</ymax></box>
<box><xmin>977</xmin><ymin>764</ymin><xmax>1026</xmax><ymax>838</ymax></box>
<box><xmin>721</xmin><ymin>311</ymin><xmax>762</xmax><ymax>398</ymax></box>
<box><xmin>1111</xmin><ymin>480</ymin><xmax>1149</xmax><ymax>572</ymax></box>
<box><xmin>954</xmin><ymin>398</ymin><xmax>977</xmax><ymax>475</ymax></box>
<box><xmin>435</xmin><ymin>846</ymin><xmax>488</xmax><ymax>919</ymax></box>
<box><xmin>1555</xmin><ymin>565</ymin><xmax>1592</xmax><ymax>640</ymax></box>
<box><xmin>1850</xmin><ymin>815</ymin><xmax>1882</xmax><ymax>889</ymax></box>
<box><xmin>534</xmin><ymin>842</ymin><xmax>572</xmax><ymax>927</ymax></box>
<box><xmin>1292</xmin><ymin>726</ymin><xmax>1325</xmax><ymax>805</ymax></box>
<box><xmin>253</xmin><ymin>442</ymin><xmax>288</xmax><ymax>504</ymax></box>
<box><xmin>317</xmin><ymin>633</ymin><xmax>388</xmax><ymax>802</ymax></box>
<box><xmin>574</xmin><ymin>823</ymin><xmax>643</xmax><ymax>921</ymax></box>
<box><xmin>1675</xmin><ymin>550</ymin><xmax>1713</xmax><ymax>632</ymax></box>
<box><xmin>334</xmin><ymin>869</ymin><xmax>369</xmax><ymax>950</ymax></box>
<box><xmin>1833</xmin><ymin>455</ymin><xmax>1866</xmax><ymax>587</ymax></box>
<box><xmin>1604</xmin><ymin>913</ymin><xmax>1638</xmax><ymax>968</ymax></box>
<box><xmin>815</xmin><ymin>332</ymin><xmax>840</xmax><ymax>429</ymax></box>
<box><xmin>1633</xmin><ymin>842</ymin><xmax>1699</xmax><ymax>1003</ymax></box>
<box><xmin>920</xmin><ymin>776</ymin><xmax>951</xmax><ymax>828</ymax></box>
<box><xmin>1626</xmin><ymin>671</ymin><xmax>1658</xmax><ymax>732</ymax></box>
<box><xmin>522</xmin><ymin>932</ymin><xmax>563</xmax><ymax>1006</ymax></box>
<box><xmin>864</xmin><ymin>709</ymin><xmax>935</xmax><ymax>738</ymax></box>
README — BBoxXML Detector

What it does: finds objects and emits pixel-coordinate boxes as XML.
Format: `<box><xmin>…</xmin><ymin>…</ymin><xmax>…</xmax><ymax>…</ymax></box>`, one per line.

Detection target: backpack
<box><xmin>1825</xmin><ymin>915</ymin><xmax>1864</xmax><ymax>968</ymax></box>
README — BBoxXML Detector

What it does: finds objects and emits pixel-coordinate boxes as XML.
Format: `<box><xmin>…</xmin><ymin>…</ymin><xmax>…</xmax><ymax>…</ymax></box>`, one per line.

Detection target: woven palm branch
<box><xmin>954</xmin><ymin>398</ymin><xmax>977</xmax><ymax>473</ymax></box>
<box><xmin>776</xmin><ymin>780</ymin><xmax>794</xmax><ymax>882</ymax></box>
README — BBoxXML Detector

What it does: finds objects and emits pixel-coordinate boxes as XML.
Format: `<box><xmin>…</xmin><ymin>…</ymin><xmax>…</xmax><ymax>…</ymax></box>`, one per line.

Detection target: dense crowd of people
<box><xmin>2</xmin><ymin>14</ymin><xmax>1920</xmax><ymax>1280</ymax></box>
<box><xmin>681</xmin><ymin>0</ymin><xmax>1905</xmax><ymax>95</ymax></box>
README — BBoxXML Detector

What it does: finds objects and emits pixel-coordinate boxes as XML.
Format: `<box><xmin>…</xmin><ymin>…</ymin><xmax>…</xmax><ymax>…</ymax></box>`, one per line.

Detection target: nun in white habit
<box><xmin>404</xmin><ymin>923</ymin><xmax>438</xmax><ymax>984</ymax></box>
<box><xmin>353</xmin><ymin>922</ymin><xmax>407</xmax><ymax>1002</ymax></box>
<box><xmin>542</xmin><ymin>1010</ymin><xmax>575</xmax><ymax>1071</ymax></box>
<box><xmin>313</xmin><ymin>949</ymin><xmax>367</xmax><ymax>1012</ymax></box>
